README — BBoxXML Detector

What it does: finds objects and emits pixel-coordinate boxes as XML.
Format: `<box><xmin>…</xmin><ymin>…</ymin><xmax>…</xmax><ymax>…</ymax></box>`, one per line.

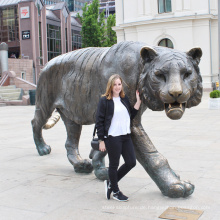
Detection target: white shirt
<box><xmin>108</xmin><ymin>96</ymin><xmax>131</xmax><ymax>137</ymax></box>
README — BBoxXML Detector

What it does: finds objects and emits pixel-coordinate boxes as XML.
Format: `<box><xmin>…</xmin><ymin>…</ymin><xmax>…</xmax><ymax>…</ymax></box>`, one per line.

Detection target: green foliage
<box><xmin>210</xmin><ymin>90</ymin><xmax>220</xmax><ymax>98</ymax></box>
<box><xmin>105</xmin><ymin>14</ymin><xmax>117</xmax><ymax>47</ymax></box>
<box><xmin>77</xmin><ymin>0</ymin><xmax>101</xmax><ymax>47</ymax></box>
<box><xmin>99</xmin><ymin>9</ymin><xmax>106</xmax><ymax>45</ymax></box>
<box><xmin>77</xmin><ymin>0</ymin><xmax>117</xmax><ymax>48</ymax></box>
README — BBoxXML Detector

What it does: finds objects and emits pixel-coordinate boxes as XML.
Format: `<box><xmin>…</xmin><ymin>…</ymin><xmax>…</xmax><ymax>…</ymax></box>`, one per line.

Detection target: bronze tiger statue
<box><xmin>31</xmin><ymin>41</ymin><xmax>202</xmax><ymax>198</ymax></box>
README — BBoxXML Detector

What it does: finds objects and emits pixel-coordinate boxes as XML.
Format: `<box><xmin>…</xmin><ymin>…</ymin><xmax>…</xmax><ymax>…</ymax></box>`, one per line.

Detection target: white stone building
<box><xmin>114</xmin><ymin>0</ymin><xmax>218</xmax><ymax>89</ymax></box>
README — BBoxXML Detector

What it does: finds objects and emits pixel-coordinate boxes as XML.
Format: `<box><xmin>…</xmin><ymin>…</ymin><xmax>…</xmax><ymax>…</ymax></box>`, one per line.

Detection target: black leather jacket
<box><xmin>96</xmin><ymin>95</ymin><xmax>138</xmax><ymax>141</ymax></box>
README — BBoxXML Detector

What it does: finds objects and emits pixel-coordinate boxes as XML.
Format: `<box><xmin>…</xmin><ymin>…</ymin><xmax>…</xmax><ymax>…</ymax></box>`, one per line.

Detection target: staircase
<box><xmin>0</xmin><ymin>85</ymin><xmax>24</xmax><ymax>106</ymax></box>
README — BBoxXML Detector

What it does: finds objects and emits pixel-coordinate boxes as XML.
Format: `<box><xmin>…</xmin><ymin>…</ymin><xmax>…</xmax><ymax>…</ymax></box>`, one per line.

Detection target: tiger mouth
<box><xmin>164</xmin><ymin>102</ymin><xmax>186</xmax><ymax>120</ymax></box>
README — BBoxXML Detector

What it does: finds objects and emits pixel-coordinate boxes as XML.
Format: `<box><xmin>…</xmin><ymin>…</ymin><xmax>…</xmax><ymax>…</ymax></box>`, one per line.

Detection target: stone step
<box><xmin>0</xmin><ymin>100</ymin><xmax>23</xmax><ymax>106</ymax></box>
<box><xmin>0</xmin><ymin>92</ymin><xmax>22</xmax><ymax>100</ymax></box>
<box><xmin>0</xmin><ymin>85</ymin><xmax>16</xmax><ymax>90</ymax></box>
<box><xmin>0</xmin><ymin>88</ymin><xmax>22</xmax><ymax>94</ymax></box>
<box><xmin>0</xmin><ymin>103</ymin><xmax>6</xmax><ymax>107</ymax></box>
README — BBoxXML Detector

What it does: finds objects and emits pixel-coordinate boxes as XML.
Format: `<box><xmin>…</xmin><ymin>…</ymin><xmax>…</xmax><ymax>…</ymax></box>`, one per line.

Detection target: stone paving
<box><xmin>0</xmin><ymin>92</ymin><xmax>220</xmax><ymax>220</ymax></box>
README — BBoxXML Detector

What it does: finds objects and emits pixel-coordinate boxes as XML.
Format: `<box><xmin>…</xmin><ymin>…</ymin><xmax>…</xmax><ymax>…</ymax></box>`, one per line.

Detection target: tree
<box><xmin>77</xmin><ymin>0</ymin><xmax>117</xmax><ymax>48</ymax></box>
<box><xmin>105</xmin><ymin>14</ymin><xmax>117</xmax><ymax>47</ymax></box>
<box><xmin>99</xmin><ymin>8</ymin><xmax>106</xmax><ymax>46</ymax></box>
<box><xmin>77</xmin><ymin>0</ymin><xmax>104</xmax><ymax>47</ymax></box>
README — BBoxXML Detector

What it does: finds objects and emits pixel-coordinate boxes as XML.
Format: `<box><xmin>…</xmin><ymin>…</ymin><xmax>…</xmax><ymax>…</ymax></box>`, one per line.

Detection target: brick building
<box><xmin>0</xmin><ymin>0</ymin><xmax>82</xmax><ymax>84</ymax></box>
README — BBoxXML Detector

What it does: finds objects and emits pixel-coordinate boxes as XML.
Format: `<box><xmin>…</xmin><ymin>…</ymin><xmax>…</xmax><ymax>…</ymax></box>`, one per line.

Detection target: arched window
<box><xmin>158</xmin><ymin>38</ymin><xmax>174</xmax><ymax>49</ymax></box>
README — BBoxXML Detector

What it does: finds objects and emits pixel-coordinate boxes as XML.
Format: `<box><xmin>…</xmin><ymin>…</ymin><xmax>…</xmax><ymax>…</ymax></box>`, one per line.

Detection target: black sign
<box><xmin>22</xmin><ymin>30</ymin><xmax>30</xmax><ymax>40</ymax></box>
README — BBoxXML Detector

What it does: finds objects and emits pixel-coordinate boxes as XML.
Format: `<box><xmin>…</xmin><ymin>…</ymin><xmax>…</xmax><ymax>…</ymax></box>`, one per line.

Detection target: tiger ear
<box><xmin>140</xmin><ymin>46</ymin><xmax>158</xmax><ymax>63</ymax></box>
<box><xmin>187</xmin><ymin>47</ymin><xmax>202</xmax><ymax>65</ymax></box>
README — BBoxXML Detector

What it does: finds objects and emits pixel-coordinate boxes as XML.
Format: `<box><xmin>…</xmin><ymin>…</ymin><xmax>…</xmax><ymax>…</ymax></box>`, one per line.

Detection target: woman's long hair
<box><xmin>102</xmin><ymin>74</ymin><xmax>125</xmax><ymax>100</ymax></box>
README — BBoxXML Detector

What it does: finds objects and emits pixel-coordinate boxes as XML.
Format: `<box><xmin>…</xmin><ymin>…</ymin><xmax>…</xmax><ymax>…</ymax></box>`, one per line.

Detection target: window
<box><xmin>72</xmin><ymin>30</ymin><xmax>82</xmax><ymax>50</ymax></box>
<box><xmin>0</xmin><ymin>6</ymin><xmax>19</xmax><ymax>42</ymax></box>
<box><xmin>158</xmin><ymin>0</ymin><xmax>172</xmax><ymax>13</ymax></box>
<box><xmin>39</xmin><ymin>22</ymin><xmax>43</xmax><ymax>65</ymax></box>
<box><xmin>35</xmin><ymin>0</ymin><xmax>43</xmax><ymax>16</ymax></box>
<box><xmin>65</xmin><ymin>28</ymin><xmax>68</xmax><ymax>52</ymax></box>
<box><xmin>158</xmin><ymin>38</ymin><xmax>174</xmax><ymax>49</ymax></box>
<box><xmin>47</xmin><ymin>24</ymin><xmax>61</xmax><ymax>61</ymax></box>
<box><xmin>21</xmin><ymin>72</ymin><xmax>26</xmax><ymax>80</ymax></box>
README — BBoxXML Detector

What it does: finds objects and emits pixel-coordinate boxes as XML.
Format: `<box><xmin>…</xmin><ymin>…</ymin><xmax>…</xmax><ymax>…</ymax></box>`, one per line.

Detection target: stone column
<box><xmin>0</xmin><ymin>42</ymin><xmax>9</xmax><ymax>75</ymax></box>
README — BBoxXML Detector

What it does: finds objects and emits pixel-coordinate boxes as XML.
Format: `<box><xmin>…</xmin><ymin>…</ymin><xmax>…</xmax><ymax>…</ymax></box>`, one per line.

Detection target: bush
<box><xmin>210</xmin><ymin>90</ymin><xmax>220</xmax><ymax>98</ymax></box>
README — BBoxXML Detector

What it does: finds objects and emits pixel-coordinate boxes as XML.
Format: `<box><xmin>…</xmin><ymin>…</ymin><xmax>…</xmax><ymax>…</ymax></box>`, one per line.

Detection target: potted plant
<box><xmin>209</xmin><ymin>90</ymin><xmax>220</xmax><ymax>109</ymax></box>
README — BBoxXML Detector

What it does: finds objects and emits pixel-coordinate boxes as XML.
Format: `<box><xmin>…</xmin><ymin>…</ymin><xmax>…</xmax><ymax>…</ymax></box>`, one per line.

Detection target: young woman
<box><xmin>96</xmin><ymin>74</ymin><xmax>141</xmax><ymax>202</ymax></box>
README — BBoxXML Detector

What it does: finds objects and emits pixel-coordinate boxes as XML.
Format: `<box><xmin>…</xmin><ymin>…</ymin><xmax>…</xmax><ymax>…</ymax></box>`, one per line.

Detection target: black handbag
<box><xmin>91</xmin><ymin>126</ymin><xmax>100</xmax><ymax>151</ymax></box>
<box><xmin>91</xmin><ymin>98</ymin><xmax>108</xmax><ymax>151</ymax></box>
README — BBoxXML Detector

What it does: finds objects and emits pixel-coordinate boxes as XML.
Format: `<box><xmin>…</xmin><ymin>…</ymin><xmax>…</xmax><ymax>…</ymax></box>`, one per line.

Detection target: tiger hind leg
<box><xmin>31</xmin><ymin>108</ymin><xmax>52</xmax><ymax>156</ymax></box>
<box><xmin>58</xmin><ymin>110</ymin><xmax>93</xmax><ymax>173</ymax></box>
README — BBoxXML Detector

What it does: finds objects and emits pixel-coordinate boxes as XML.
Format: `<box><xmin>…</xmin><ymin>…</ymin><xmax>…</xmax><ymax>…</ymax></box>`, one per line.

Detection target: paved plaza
<box><xmin>0</xmin><ymin>92</ymin><xmax>220</xmax><ymax>220</ymax></box>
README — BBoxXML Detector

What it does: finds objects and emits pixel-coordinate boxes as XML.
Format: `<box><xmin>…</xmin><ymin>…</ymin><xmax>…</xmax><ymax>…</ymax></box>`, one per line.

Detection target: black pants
<box><xmin>104</xmin><ymin>134</ymin><xmax>136</xmax><ymax>193</ymax></box>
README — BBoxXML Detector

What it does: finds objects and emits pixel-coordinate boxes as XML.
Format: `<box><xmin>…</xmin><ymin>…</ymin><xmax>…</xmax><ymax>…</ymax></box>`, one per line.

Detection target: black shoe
<box><xmin>113</xmin><ymin>191</ymin><xmax>129</xmax><ymax>202</ymax></box>
<box><xmin>104</xmin><ymin>180</ymin><xmax>112</xmax><ymax>200</ymax></box>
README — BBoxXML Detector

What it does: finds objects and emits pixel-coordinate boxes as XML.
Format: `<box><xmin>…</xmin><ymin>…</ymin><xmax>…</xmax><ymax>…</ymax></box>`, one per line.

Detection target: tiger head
<box><xmin>138</xmin><ymin>46</ymin><xmax>203</xmax><ymax>120</ymax></box>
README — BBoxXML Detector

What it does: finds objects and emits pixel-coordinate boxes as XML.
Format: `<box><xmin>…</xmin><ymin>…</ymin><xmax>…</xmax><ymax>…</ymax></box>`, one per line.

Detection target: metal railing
<box><xmin>0</xmin><ymin>74</ymin><xmax>37</xmax><ymax>88</ymax></box>
<box><xmin>0</xmin><ymin>73</ymin><xmax>9</xmax><ymax>86</ymax></box>
<box><xmin>15</xmin><ymin>77</ymin><xmax>37</xmax><ymax>88</ymax></box>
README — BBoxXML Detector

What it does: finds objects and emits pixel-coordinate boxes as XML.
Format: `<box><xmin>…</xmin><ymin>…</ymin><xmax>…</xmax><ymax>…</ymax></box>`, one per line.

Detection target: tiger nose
<box><xmin>169</xmin><ymin>86</ymin><xmax>183</xmax><ymax>98</ymax></box>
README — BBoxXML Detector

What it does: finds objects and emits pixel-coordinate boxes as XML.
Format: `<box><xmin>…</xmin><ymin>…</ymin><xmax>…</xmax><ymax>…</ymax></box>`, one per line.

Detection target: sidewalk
<box><xmin>0</xmin><ymin>92</ymin><xmax>220</xmax><ymax>220</ymax></box>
